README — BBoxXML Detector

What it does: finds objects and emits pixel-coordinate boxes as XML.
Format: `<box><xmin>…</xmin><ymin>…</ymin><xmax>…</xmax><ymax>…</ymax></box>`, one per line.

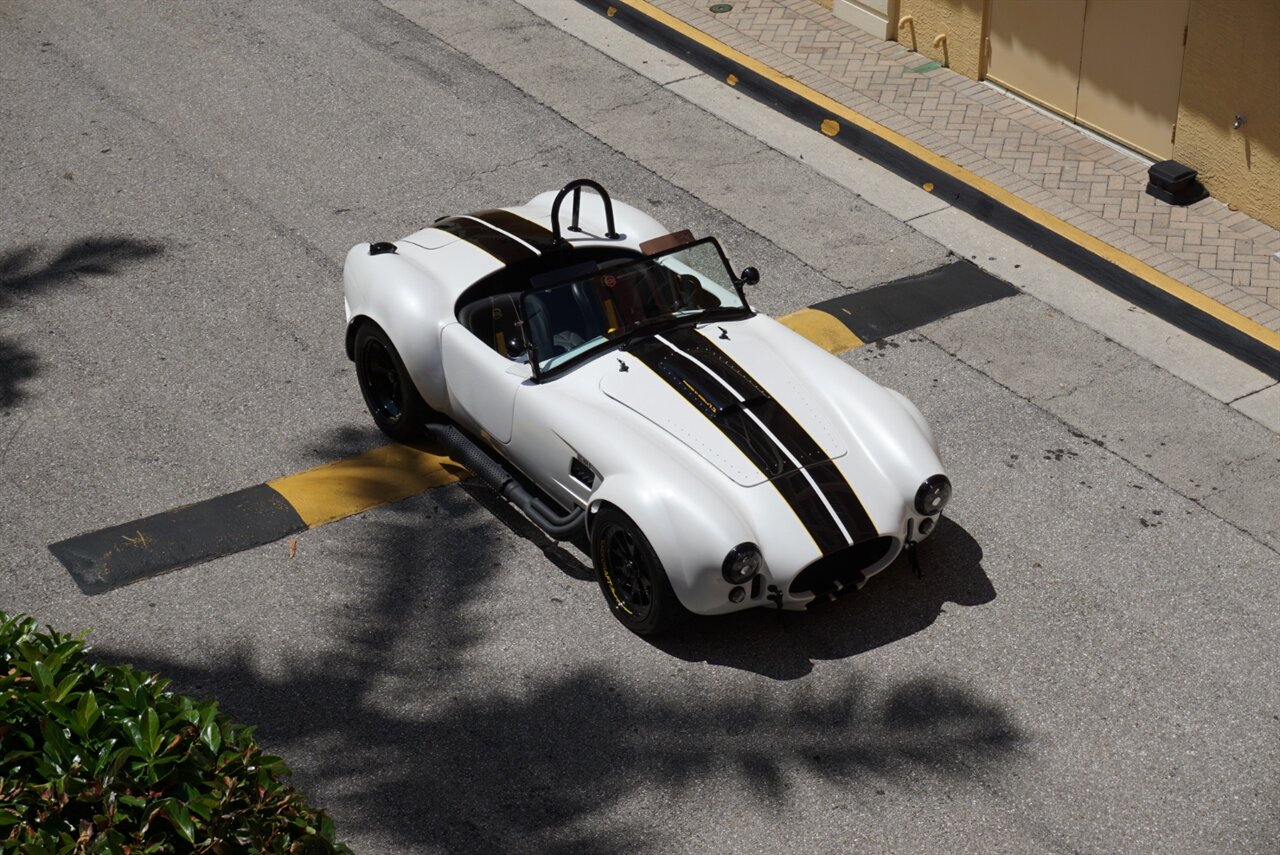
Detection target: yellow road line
<box><xmin>778</xmin><ymin>308</ymin><xmax>864</xmax><ymax>353</ymax></box>
<box><xmin>266</xmin><ymin>443</ymin><xmax>468</xmax><ymax>528</ymax></box>
<box><xmin>614</xmin><ymin>0</ymin><xmax>1280</xmax><ymax>353</ymax></box>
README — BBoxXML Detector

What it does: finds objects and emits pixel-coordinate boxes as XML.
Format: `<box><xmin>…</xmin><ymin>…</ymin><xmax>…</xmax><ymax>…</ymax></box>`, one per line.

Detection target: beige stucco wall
<box><xmin>1174</xmin><ymin>0</ymin><xmax>1280</xmax><ymax>230</ymax></box>
<box><xmin>894</xmin><ymin>0</ymin><xmax>986</xmax><ymax>78</ymax></box>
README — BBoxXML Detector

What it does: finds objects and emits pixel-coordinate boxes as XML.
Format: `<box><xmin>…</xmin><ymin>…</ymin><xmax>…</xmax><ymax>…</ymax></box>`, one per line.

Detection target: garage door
<box><xmin>987</xmin><ymin>0</ymin><xmax>1190</xmax><ymax>160</ymax></box>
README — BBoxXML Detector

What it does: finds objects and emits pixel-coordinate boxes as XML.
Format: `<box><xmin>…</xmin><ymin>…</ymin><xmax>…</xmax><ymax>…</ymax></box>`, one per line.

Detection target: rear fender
<box><xmin>343</xmin><ymin>243</ymin><xmax>453</xmax><ymax>409</ymax></box>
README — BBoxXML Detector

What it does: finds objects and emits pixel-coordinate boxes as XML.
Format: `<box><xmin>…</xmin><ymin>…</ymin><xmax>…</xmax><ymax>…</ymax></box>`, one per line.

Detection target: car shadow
<box><xmin>649</xmin><ymin>517</ymin><xmax>995</xmax><ymax>679</ymax></box>
<box><xmin>455</xmin><ymin>476</ymin><xmax>993</xmax><ymax>678</ymax></box>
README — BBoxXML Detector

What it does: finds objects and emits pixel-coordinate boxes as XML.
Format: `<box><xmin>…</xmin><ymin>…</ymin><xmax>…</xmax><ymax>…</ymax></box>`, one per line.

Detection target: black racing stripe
<box><xmin>629</xmin><ymin>337</ymin><xmax>849</xmax><ymax>554</ymax></box>
<box><xmin>744</xmin><ymin>399</ymin><xmax>827</xmax><ymax>468</ymax></box>
<box><xmin>715</xmin><ymin>407</ymin><xmax>793</xmax><ymax>479</ymax></box>
<box><xmin>664</xmin><ymin>327</ymin><xmax>877</xmax><ymax>541</ymax></box>
<box><xmin>807</xmin><ymin>460</ymin><xmax>877</xmax><ymax>542</ymax></box>
<box><xmin>662</xmin><ymin>326</ymin><xmax>764</xmax><ymax>400</ymax></box>
<box><xmin>434</xmin><ymin>216</ymin><xmax>537</xmax><ymax>264</ymax></box>
<box><xmin>772</xmin><ymin>471</ymin><xmax>850</xmax><ymax>555</ymax></box>
<box><xmin>471</xmin><ymin>209</ymin><xmax>559</xmax><ymax>252</ymax></box>
<box><xmin>630</xmin><ymin>337</ymin><xmax>741</xmax><ymax>420</ymax></box>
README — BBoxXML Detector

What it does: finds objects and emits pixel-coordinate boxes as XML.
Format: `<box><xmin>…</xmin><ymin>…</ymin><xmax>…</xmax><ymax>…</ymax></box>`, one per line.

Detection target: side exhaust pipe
<box><xmin>426</xmin><ymin>423</ymin><xmax>585</xmax><ymax>539</ymax></box>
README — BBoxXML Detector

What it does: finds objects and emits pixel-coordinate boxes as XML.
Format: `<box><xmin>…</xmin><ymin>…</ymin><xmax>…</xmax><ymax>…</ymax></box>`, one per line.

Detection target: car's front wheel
<box><xmin>354</xmin><ymin>322</ymin><xmax>435</xmax><ymax>443</ymax></box>
<box><xmin>591</xmin><ymin>507</ymin><xmax>688</xmax><ymax>635</ymax></box>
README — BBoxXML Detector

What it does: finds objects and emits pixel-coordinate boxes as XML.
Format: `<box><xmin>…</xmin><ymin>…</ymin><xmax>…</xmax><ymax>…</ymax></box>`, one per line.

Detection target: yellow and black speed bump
<box><xmin>48</xmin><ymin>260</ymin><xmax>1012</xmax><ymax>595</ymax></box>
<box><xmin>48</xmin><ymin>262</ymin><xmax>1014</xmax><ymax>595</ymax></box>
<box><xmin>49</xmin><ymin>444</ymin><xmax>466</xmax><ymax>595</ymax></box>
<box><xmin>50</xmin><ymin>486</ymin><xmax>308</xmax><ymax>595</ymax></box>
<box><xmin>809</xmin><ymin>259</ymin><xmax>1020</xmax><ymax>344</ymax></box>
<box><xmin>581</xmin><ymin>0</ymin><xmax>1280</xmax><ymax>379</ymax></box>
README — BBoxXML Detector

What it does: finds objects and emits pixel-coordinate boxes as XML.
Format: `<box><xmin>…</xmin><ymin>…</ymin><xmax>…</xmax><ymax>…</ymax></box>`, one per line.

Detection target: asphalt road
<box><xmin>2</xmin><ymin>0</ymin><xmax>1277</xmax><ymax>852</ymax></box>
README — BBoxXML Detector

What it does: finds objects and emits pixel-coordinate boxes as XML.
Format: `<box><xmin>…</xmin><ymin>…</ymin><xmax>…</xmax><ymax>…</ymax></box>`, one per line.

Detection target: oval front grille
<box><xmin>789</xmin><ymin>536</ymin><xmax>896</xmax><ymax>596</ymax></box>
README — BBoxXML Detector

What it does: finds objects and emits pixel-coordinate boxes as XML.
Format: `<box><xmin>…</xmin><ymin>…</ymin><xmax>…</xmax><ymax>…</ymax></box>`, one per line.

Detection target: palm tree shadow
<box><xmin>103</xmin><ymin>646</ymin><xmax>1023</xmax><ymax>852</ymax></box>
<box><xmin>0</xmin><ymin>238</ymin><xmax>163</xmax><ymax>297</ymax></box>
<box><xmin>652</xmin><ymin>518</ymin><xmax>995</xmax><ymax>679</ymax></box>
<box><xmin>0</xmin><ymin>238</ymin><xmax>163</xmax><ymax>411</ymax></box>
<box><xmin>0</xmin><ymin>340</ymin><xmax>39</xmax><ymax>412</ymax></box>
<box><xmin>81</xmin><ymin>444</ymin><xmax>1020</xmax><ymax>851</ymax></box>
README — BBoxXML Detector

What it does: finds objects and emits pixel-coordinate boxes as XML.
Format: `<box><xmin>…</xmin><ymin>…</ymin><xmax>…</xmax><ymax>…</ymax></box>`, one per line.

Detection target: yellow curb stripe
<box><xmin>266</xmin><ymin>443</ymin><xmax>468</xmax><ymax>528</ymax></box>
<box><xmin>613</xmin><ymin>0</ymin><xmax>1280</xmax><ymax>353</ymax></box>
<box><xmin>778</xmin><ymin>308</ymin><xmax>865</xmax><ymax>353</ymax></box>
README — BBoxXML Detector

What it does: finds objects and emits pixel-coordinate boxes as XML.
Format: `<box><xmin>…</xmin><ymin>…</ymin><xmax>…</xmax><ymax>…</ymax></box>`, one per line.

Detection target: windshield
<box><xmin>522</xmin><ymin>239</ymin><xmax>750</xmax><ymax>376</ymax></box>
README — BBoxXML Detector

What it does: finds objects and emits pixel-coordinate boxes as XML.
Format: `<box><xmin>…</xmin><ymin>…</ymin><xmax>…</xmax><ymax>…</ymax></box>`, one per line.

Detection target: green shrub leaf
<box><xmin>142</xmin><ymin>707</ymin><xmax>160</xmax><ymax>757</ymax></box>
<box><xmin>0</xmin><ymin>611</ymin><xmax>350</xmax><ymax>852</ymax></box>
<box><xmin>31</xmin><ymin>660</ymin><xmax>54</xmax><ymax>696</ymax></box>
<box><xmin>200</xmin><ymin>718</ymin><xmax>222</xmax><ymax>754</ymax></box>
<box><xmin>73</xmin><ymin>691</ymin><xmax>101</xmax><ymax>738</ymax></box>
<box><xmin>161</xmin><ymin>798</ymin><xmax>197</xmax><ymax>843</ymax></box>
<box><xmin>50</xmin><ymin>671</ymin><xmax>82</xmax><ymax>704</ymax></box>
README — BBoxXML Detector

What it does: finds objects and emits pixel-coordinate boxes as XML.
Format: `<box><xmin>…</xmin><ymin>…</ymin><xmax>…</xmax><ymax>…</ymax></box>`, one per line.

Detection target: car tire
<box><xmin>354</xmin><ymin>322</ymin><xmax>435</xmax><ymax>443</ymax></box>
<box><xmin>591</xmin><ymin>507</ymin><xmax>688</xmax><ymax>635</ymax></box>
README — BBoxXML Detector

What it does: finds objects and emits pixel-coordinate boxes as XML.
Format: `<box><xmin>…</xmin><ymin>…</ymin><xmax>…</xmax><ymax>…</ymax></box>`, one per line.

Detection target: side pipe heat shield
<box><xmin>426</xmin><ymin>423</ymin><xmax>585</xmax><ymax>539</ymax></box>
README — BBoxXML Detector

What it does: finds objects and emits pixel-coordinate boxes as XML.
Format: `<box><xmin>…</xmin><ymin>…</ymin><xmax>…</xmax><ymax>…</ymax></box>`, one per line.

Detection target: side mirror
<box><xmin>506</xmin><ymin>334</ymin><xmax>528</xmax><ymax>358</ymax></box>
<box><xmin>738</xmin><ymin>266</ymin><xmax>760</xmax><ymax>286</ymax></box>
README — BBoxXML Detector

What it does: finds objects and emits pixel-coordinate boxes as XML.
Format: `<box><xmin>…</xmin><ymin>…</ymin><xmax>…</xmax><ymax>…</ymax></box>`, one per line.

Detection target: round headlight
<box><xmin>914</xmin><ymin>475</ymin><xmax>952</xmax><ymax>516</ymax></box>
<box><xmin>722</xmin><ymin>543</ymin><xmax>761</xmax><ymax>584</ymax></box>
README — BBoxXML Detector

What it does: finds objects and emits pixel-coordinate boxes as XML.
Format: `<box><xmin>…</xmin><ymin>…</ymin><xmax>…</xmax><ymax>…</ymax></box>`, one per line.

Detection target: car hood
<box><xmin>600</xmin><ymin>324</ymin><xmax>847</xmax><ymax>487</ymax></box>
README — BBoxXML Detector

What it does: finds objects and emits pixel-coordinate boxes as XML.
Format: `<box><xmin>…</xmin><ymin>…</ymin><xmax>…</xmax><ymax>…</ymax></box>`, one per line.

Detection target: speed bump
<box><xmin>50</xmin><ymin>446</ymin><xmax>465</xmax><ymax>595</ymax></box>
<box><xmin>49</xmin><ymin>259</ymin><xmax>1014</xmax><ymax>594</ymax></box>
<box><xmin>807</xmin><ymin>259</ymin><xmax>1019</xmax><ymax>343</ymax></box>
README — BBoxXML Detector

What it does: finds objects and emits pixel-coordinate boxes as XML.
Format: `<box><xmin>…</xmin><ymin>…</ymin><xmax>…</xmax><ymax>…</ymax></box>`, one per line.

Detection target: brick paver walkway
<box><xmin>650</xmin><ymin>0</ymin><xmax>1280</xmax><ymax>331</ymax></box>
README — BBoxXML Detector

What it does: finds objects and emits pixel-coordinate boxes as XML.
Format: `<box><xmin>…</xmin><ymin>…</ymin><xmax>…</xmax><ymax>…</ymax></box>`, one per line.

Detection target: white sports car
<box><xmin>343</xmin><ymin>180</ymin><xmax>951</xmax><ymax>634</ymax></box>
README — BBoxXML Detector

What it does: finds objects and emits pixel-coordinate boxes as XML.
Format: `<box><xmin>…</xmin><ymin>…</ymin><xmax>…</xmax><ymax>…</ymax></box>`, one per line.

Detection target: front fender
<box><xmin>885</xmin><ymin>387</ymin><xmax>937</xmax><ymax>454</ymax></box>
<box><xmin>587</xmin><ymin>471</ymin><xmax>754</xmax><ymax>616</ymax></box>
<box><xmin>746</xmin><ymin>316</ymin><xmax>946</xmax><ymax>513</ymax></box>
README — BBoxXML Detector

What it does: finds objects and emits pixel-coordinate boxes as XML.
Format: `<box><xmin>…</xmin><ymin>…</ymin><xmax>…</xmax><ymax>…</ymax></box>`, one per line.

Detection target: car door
<box><xmin>439</xmin><ymin>321</ymin><xmax>530</xmax><ymax>445</ymax></box>
<box><xmin>440</xmin><ymin>321</ymin><xmax>593</xmax><ymax>512</ymax></box>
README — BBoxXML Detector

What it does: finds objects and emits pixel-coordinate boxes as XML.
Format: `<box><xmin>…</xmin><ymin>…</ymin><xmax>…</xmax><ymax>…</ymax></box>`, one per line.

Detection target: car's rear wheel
<box><xmin>354</xmin><ymin>323</ymin><xmax>434</xmax><ymax>443</ymax></box>
<box><xmin>591</xmin><ymin>507</ymin><xmax>688</xmax><ymax>635</ymax></box>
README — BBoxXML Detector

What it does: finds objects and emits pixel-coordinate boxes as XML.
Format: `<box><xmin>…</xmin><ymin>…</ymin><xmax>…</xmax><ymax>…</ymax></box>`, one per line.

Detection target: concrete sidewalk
<box><xmin>643</xmin><ymin>0</ymin><xmax>1280</xmax><ymax>334</ymax></box>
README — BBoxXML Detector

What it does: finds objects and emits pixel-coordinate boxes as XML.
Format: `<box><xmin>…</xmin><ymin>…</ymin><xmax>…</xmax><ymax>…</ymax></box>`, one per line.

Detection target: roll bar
<box><xmin>550</xmin><ymin>179</ymin><xmax>622</xmax><ymax>246</ymax></box>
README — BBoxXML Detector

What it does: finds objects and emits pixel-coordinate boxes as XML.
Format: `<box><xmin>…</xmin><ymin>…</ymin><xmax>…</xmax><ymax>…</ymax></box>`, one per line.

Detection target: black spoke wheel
<box><xmin>591</xmin><ymin>507</ymin><xmax>688</xmax><ymax>635</ymax></box>
<box><xmin>354</xmin><ymin>323</ymin><xmax>434</xmax><ymax>443</ymax></box>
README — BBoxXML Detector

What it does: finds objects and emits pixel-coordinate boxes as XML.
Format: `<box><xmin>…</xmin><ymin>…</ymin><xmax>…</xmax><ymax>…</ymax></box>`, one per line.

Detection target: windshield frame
<box><xmin>521</xmin><ymin>236</ymin><xmax>754</xmax><ymax>381</ymax></box>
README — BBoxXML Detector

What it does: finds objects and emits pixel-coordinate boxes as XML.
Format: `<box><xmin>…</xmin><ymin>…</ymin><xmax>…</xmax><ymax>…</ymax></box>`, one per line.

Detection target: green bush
<box><xmin>0</xmin><ymin>613</ymin><xmax>350</xmax><ymax>853</ymax></box>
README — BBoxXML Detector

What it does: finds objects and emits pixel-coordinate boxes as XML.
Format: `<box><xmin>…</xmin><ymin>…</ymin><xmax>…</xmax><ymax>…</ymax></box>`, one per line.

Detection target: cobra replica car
<box><xmin>344</xmin><ymin>180</ymin><xmax>951</xmax><ymax>634</ymax></box>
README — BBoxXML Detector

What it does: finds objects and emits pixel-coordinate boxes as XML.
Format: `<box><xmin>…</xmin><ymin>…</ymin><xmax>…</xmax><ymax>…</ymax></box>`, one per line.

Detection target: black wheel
<box><xmin>591</xmin><ymin>507</ymin><xmax>688</xmax><ymax>635</ymax></box>
<box><xmin>354</xmin><ymin>323</ymin><xmax>434</xmax><ymax>443</ymax></box>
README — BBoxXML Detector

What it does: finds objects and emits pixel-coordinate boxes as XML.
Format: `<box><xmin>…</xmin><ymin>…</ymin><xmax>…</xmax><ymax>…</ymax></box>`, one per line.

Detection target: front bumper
<box><xmin>790</xmin><ymin>535</ymin><xmax>898</xmax><ymax>601</ymax></box>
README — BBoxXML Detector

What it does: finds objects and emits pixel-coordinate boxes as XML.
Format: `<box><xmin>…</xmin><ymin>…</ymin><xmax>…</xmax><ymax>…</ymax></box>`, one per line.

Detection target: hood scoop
<box><xmin>601</xmin><ymin>330</ymin><xmax>845</xmax><ymax>487</ymax></box>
